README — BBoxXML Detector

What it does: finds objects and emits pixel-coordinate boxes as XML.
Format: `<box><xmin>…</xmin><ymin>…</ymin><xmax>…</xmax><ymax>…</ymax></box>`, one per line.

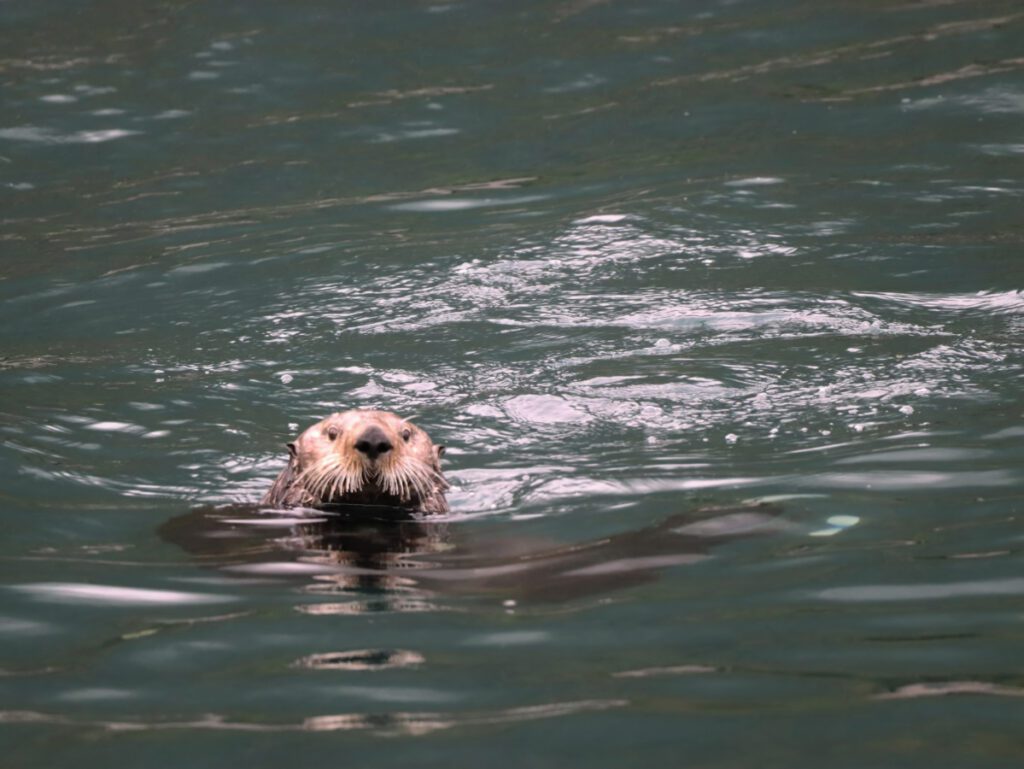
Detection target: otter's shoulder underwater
<box><xmin>261</xmin><ymin>409</ymin><xmax>448</xmax><ymax>514</ymax></box>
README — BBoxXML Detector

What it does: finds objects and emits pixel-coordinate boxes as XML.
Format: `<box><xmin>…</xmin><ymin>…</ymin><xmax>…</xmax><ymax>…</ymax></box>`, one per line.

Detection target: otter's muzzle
<box><xmin>354</xmin><ymin>425</ymin><xmax>393</xmax><ymax>461</ymax></box>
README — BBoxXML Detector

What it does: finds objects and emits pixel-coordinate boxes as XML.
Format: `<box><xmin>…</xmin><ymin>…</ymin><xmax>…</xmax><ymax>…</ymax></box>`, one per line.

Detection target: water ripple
<box><xmin>0</xmin><ymin>126</ymin><xmax>141</xmax><ymax>144</ymax></box>
<box><xmin>818</xmin><ymin>577</ymin><xmax>1024</xmax><ymax>603</ymax></box>
<box><xmin>0</xmin><ymin>698</ymin><xmax>628</xmax><ymax>735</ymax></box>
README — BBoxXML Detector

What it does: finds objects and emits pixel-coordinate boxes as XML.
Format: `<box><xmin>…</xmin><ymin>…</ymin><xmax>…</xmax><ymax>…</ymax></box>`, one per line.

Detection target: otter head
<box><xmin>286</xmin><ymin>409</ymin><xmax>446</xmax><ymax>510</ymax></box>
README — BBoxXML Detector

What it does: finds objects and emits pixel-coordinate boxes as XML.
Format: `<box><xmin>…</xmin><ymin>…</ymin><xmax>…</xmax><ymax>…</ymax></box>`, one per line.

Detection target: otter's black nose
<box><xmin>354</xmin><ymin>426</ymin><xmax>393</xmax><ymax>460</ymax></box>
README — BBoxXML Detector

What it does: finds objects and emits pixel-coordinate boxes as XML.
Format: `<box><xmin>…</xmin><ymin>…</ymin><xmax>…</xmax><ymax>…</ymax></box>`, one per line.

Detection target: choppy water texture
<box><xmin>2</xmin><ymin>0</ymin><xmax>1024</xmax><ymax>766</ymax></box>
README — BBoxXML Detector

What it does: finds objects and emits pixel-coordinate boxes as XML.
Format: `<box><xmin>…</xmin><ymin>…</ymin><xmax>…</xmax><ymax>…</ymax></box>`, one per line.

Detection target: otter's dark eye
<box><xmin>401</xmin><ymin>428</ymin><xmax>411</xmax><ymax>442</ymax></box>
<box><xmin>326</xmin><ymin>427</ymin><xmax>339</xmax><ymax>441</ymax></box>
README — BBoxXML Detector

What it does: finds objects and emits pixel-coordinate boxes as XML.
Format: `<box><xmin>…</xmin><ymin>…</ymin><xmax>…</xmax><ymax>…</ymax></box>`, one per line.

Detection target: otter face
<box><xmin>287</xmin><ymin>410</ymin><xmax>446</xmax><ymax>509</ymax></box>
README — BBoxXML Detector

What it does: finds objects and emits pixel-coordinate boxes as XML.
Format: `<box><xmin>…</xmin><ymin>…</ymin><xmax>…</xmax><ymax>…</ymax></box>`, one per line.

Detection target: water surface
<box><xmin>2</xmin><ymin>1</ymin><xmax>1023</xmax><ymax>767</ymax></box>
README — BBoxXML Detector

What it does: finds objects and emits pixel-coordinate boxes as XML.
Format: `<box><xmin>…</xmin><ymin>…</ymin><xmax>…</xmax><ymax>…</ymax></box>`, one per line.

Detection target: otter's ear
<box><xmin>435</xmin><ymin>445</ymin><xmax>446</xmax><ymax>459</ymax></box>
<box><xmin>286</xmin><ymin>442</ymin><xmax>298</xmax><ymax>459</ymax></box>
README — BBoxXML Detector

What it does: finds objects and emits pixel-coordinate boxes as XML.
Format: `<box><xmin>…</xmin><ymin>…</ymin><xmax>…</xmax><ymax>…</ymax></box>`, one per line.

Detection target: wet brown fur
<box><xmin>261</xmin><ymin>410</ymin><xmax>449</xmax><ymax>514</ymax></box>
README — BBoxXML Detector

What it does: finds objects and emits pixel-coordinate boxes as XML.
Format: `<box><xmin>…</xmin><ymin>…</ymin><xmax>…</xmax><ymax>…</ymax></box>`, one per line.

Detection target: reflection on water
<box><xmin>2</xmin><ymin>0</ymin><xmax>1024</xmax><ymax>766</ymax></box>
<box><xmin>292</xmin><ymin>649</ymin><xmax>425</xmax><ymax>671</ymax></box>
<box><xmin>159</xmin><ymin>502</ymin><xmax>785</xmax><ymax>606</ymax></box>
<box><xmin>10</xmin><ymin>583</ymin><xmax>235</xmax><ymax>606</ymax></box>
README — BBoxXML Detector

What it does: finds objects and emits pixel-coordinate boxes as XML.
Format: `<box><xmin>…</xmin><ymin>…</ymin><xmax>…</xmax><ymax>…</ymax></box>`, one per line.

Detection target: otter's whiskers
<box><xmin>297</xmin><ymin>454</ymin><xmax>365</xmax><ymax>503</ymax></box>
<box><xmin>375</xmin><ymin>453</ymin><xmax>441</xmax><ymax>503</ymax></box>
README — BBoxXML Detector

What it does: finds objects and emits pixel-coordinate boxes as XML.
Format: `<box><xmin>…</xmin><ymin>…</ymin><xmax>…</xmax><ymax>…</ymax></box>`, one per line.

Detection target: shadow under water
<box><xmin>159</xmin><ymin>503</ymin><xmax>787</xmax><ymax>606</ymax></box>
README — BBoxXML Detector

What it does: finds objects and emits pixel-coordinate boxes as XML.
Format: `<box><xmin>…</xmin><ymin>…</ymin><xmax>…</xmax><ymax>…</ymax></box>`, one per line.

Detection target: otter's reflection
<box><xmin>159</xmin><ymin>503</ymin><xmax>784</xmax><ymax>608</ymax></box>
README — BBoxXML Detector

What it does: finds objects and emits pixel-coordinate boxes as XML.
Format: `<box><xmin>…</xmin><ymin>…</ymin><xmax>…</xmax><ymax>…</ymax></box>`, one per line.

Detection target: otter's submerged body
<box><xmin>261</xmin><ymin>410</ymin><xmax>449</xmax><ymax>514</ymax></box>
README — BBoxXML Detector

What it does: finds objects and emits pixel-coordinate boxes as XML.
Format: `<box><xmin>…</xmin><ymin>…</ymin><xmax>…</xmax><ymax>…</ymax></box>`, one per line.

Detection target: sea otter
<box><xmin>260</xmin><ymin>410</ymin><xmax>449</xmax><ymax>514</ymax></box>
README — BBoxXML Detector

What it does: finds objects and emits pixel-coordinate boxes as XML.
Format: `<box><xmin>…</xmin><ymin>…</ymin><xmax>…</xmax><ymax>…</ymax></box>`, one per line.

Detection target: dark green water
<box><xmin>2</xmin><ymin>0</ymin><xmax>1023</xmax><ymax>766</ymax></box>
